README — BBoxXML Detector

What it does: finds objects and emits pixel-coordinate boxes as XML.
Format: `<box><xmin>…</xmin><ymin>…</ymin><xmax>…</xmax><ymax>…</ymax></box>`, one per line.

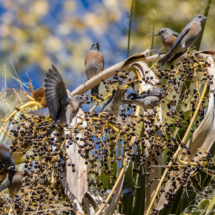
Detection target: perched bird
<box><xmin>121</xmin><ymin>87</ymin><xmax>164</xmax><ymax>109</ymax></box>
<box><xmin>155</xmin><ymin>28</ymin><xmax>179</xmax><ymax>51</ymax></box>
<box><xmin>0</xmin><ymin>142</ymin><xmax>15</xmax><ymax>170</ymax></box>
<box><xmin>0</xmin><ymin>167</ymin><xmax>22</xmax><ymax>197</ymax></box>
<box><xmin>85</xmin><ymin>42</ymin><xmax>104</xmax><ymax>102</ymax></box>
<box><xmin>28</xmin><ymin>65</ymin><xmax>87</xmax><ymax>136</ymax></box>
<box><xmin>101</xmin><ymin>88</ymin><xmax>127</xmax><ymax>117</ymax></box>
<box><xmin>158</xmin><ymin>15</ymin><xmax>209</xmax><ymax>65</ymax></box>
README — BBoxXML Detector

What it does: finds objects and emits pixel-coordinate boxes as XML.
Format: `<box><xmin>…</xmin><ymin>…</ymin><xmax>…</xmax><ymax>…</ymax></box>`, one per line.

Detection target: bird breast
<box><xmin>163</xmin><ymin>34</ymin><xmax>177</xmax><ymax>51</ymax></box>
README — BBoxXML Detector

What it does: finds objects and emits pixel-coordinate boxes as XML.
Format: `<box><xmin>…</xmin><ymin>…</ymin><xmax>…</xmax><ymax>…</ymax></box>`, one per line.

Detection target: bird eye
<box><xmin>198</xmin><ymin>15</ymin><xmax>201</xmax><ymax>18</ymax></box>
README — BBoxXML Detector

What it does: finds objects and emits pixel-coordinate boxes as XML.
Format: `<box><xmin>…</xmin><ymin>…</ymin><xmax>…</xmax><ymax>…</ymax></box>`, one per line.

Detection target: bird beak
<box><xmin>205</xmin><ymin>17</ymin><xmax>209</xmax><ymax>20</ymax></box>
<box><xmin>82</xmin><ymin>98</ymin><xmax>87</xmax><ymax>103</ymax></box>
<box><xmin>154</xmin><ymin>33</ymin><xmax>159</xmax><ymax>36</ymax></box>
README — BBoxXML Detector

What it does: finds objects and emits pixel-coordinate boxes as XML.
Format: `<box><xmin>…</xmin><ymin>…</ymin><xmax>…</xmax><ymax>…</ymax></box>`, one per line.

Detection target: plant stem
<box><xmin>127</xmin><ymin>0</ymin><xmax>134</xmax><ymax>58</ymax></box>
<box><xmin>148</xmin><ymin>11</ymin><xmax>155</xmax><ymax>68</ymax></box>
<box><xmin>145</xmin><ymin>82</ymin><xmax>208</xmax><ymax>215</ymax></box>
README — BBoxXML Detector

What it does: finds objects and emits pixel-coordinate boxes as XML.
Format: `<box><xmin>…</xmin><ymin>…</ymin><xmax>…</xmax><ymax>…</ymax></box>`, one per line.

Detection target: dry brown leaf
<box><xmin>129</xmin><ymin>61</ymin><xmax>160</xmax><ymax>87</ymax></box>
<box><xmin>200</xmin><ymin>50</ymin><xmax>215</xmax><ymax>58</ymax></box>
<box><xmin>64</xmin><ymin>108</ymin><xmax>88</xmax><ymax>204</ymax></box>
<box><xmin>85</xmin><ymin>192</ymin><xmax>99</xmax><ymax>215</ymax></box>
<box><xmin>58</xmin><ymin>171</ymin><xmax>84</xmax><ymax>214</ymax></box>
<box><xmin>27</xmin><ymin>74</ymin><xmax>47</xmax><ymax>107</ymax></box>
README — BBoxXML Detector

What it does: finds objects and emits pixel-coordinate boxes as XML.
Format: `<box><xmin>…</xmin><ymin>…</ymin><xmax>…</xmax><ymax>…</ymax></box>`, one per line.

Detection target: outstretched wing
<box><xmin>45</xmin><ymin>65</ymin><xmax>68</xmax><ymax>120</ymax></box>
<box><xmin>28</xmin><ymin>108</ymin><xmax>50</xmax><ymax>117</ymax></box>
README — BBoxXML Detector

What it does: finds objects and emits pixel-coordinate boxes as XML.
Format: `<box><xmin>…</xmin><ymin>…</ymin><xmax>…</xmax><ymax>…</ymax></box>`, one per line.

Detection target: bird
<box><xmin>28</xmin><ymin>65</ymin><xmax>87</xmax><ymax>136</ymax></box>
<box><xmin>101</xmin><ymin>88</ymin><xmax>127</xmax><ymax>117</ymax></box>
<box><xmin>154</xmin><ymin>28</ymin><xmax>179</xmax><ymax>52</ymax></box>
<box><xmin>158</xmin><ymin>15</ymin><xmax>209</xmax><ymax>65</ymax></box>
<box><xmin>0</xmin><ymin>167</ymin><xmax>22</xmax><ymax>197</ymax></box>
<box><xmin>85</xmin><ymin>42</ymin><xmax>104</xmax><ymax>102</ymax></box>
<box><xmin>120</xmin><ymin>87</ymin><xmax>164</xmax><ymax>109</ymax></box>
<box><xmin>0</xmin><ymin>142</ymin><xmax>15</xmax><ymax>170</ymax></box>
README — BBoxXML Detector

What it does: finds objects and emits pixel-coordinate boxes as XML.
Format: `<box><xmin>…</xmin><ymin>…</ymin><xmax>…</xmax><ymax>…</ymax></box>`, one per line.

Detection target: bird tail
<box><xmin>158</xmin><ymin>51</ymin><xmax>175</xmax><ymax>65</ymax></box>
<box><xmin>91</xmin><ymin>84</ymin><xmax>100</xmax><ymax>102</ymax></box>
<box><xmin>28</xmin><ymin>108</ymin><xmax>50</xmax><ymax>117</ymax></box>
<box><xmin>113</xmin><ymin>88</ymin><xmax>127</xmax><ymax>104</ymax></box>
<box><xmin>168</xmin><ymin>52</ymin><xmax>185</xmax><ymax>65</ymax></box>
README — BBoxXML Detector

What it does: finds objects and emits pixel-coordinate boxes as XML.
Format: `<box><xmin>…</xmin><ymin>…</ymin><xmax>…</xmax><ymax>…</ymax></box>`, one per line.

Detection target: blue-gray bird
<box><xmin>0</xmin><ymin>167</ymin><xmax>22</xmax><ymax>197</ymax></box>
<box><xmin>155</xmin><ymin>28</ymin><xmax>179</xmax><ymax>51</ymax></box>
<box><xmin>101</xmin><ymin>88</ymin><xmax>127</xmax><ymax>117</ymax></box>
<box><xmin>0</xmin><ymin>142</ymin><xmax>15</xmax><ymax>170</ymax></box>
<box><xmin>85</xmin><ymin>42</ymin><xmax>104</xmax><ymax>102</ymax></box>
<box><xmin>158</xmin><ymin>15</ymin><xmax>209</xmax><ymax>65</ymax></box>
<box><xmin>28</xmin><ymin>65</ymin><xmax>87</xmax><ymax>136</ymax></box>
<box><xmin>121</xmin><ymin>87</ymin><xmax>164</xmax><ymax>109</ymax></box>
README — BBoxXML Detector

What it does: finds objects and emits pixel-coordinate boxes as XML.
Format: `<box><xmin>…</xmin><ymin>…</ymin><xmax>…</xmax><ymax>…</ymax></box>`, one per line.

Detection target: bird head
<box><xmin>90</xmin><ymin>42</ymin><xmax>101</xmax><ymax>52</ymax></box>
<box><xmin>193</xmin><ymin>15</ymin><xmax>209</xmax><ymax>25</ymax></box>
<box><xmin>72</xmin><ymin>95</ymin><xmax>87</xmax><ymax>106</ymax></box>
<box><xmin>154</xmin><ymin>28</ymin><xmax>172</xmax><ymax>39</ymax></box>
<box><xmin>65</xmin><ymin>96</ymin><xmax>87</xmax><ymax>126</ymax></box>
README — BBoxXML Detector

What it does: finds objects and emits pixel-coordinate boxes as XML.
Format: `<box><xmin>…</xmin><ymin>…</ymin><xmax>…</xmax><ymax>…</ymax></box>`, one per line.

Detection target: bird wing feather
<box><xmin>0</xmin><ymin>178</ymin><xmax>10</xmax><ymax>192</ymax></box>
<box><xmin>172</xmin><ymin>32</ymin><xmax>179</xmax><ymax>37</ymax></box>
<box><xmin>171</xmin><ymin>23</ymin><xmax>191</xmax><ymax>50</ymax></box>
<box><xmin>28</xmin><ymin>108</ymin><xmax>50</xmax><ymax>117</ymax></box>
<box><xmin>45</xmin><ymin>65</ymin><xmax>68</xmax><ymax>120</ymax></box>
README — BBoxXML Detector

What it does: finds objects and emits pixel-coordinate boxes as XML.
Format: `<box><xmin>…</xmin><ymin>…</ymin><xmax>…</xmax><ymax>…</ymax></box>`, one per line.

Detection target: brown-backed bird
<box><xmin>101</xmin><ymin>88</ymin><xmax>127</xmax><ymax>117</ymax></box>
<box><xmin>158</xmin><ymin>15</ymin><xmax>209</xmax><ymax>65</ymax></box>
<box><xmin>0</xmin><ymin>142</ymin><xmax>15</xmax><ymax>170</ymax></box>
<box><xmin>155</xmin><ymin>28</ymin><xmax>179</xmax><ymax>52</ymax></box>
<box><xmin>121</xmin><ymin>87</ymin><xmax>164</xmax><ymax>109</ymax></box>
<box><xmin>0</xmin><ymin>167</ymin><xmax>22</xmax><ymax>197</ymax></box>
<box><xmin>28</xmin><ymin>65</ymin><xmax>87</xmax><ymax>136</ymax></box>
<box><xmin>85</xmin><ymin>42</ymin><xmax>104</xmax><ymax>102</ymax></box>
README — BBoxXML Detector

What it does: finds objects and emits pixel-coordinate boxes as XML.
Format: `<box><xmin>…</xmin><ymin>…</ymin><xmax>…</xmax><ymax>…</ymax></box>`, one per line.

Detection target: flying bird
<box><xmin>85</xmin><ymin>42</ymin><xmax>104</xmax><ymax>102</ymax></box>
<box><xmin>121</xmin><ymin>87</ymin><xmax>164</xmax><ymax>109</ymax></box>
<box><xmin>28</xmin><ymin>65</ymin><xmax>87</xmax><ymax>136</ymax></box>
<box><xmin>101</xmin><ymin>88</ymin><xmax>127</xmax><ymax>117</ymax></box>
<box><xmin>155</xmin><ymin>28</ymin><xmax>179</xmax><ymax>51</ymax></box>
<box><xmin>0</xmin><ymin>142</ymin><xmax>15</xmax><ymax>170</ymax></box>
<box><xmin>158</xmin><ymin>15</ymin><xmax>209</xmax><ymax>65</ymax></box>
<box><xmin>0</xmin><ymin>167</ymin><xmax>22</xmax><ymax>197</ymax></box>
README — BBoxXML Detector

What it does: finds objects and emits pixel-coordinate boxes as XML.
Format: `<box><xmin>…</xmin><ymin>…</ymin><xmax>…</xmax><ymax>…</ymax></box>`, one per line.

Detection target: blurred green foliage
<box><xmin>0</xmin><ymin>0</ymin><xmax>214</xmax><ymax>91</ymax></box>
